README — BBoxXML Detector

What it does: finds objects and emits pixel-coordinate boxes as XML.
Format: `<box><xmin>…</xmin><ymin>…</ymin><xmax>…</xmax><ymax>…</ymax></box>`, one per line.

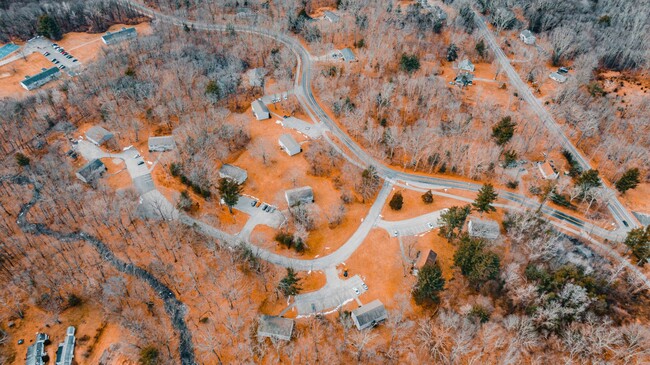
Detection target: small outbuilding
<box><xmin>468</xmin><ymin>217</ymin><xmax>500</xmax><ymax>240</ymax></box>
<box><xmin>454</xmin><ymin>72</ymin><xmax>474</xmax><ymax>87</ymax></box>
<box><xmin>537</xmin><ymin>161</ymin><xmax>559</xmax><ymax>180</ymax></box>
<box><xmin>549</xmin><ymin>72</ymin><xmax>567</xmax><ymax>83</ymax></box>
<box><xmin>26</xmin><ymin>333</ymin><xmax>49</xmax><ymax>365</ymax></box>
<box><xmin>520</xmin><ymin>30</ymin><xmax>536</xmax><ymax>45</ymax></box>
<box><xmin>341</xmin><ymin>48</ymin><xmax>356</xmax><ymax>62</ymax></box>
<box><xmin>324</xmin><ymin>11</ymin><xmax>340</xmax><ymax>23</ymax></box>
<box><xmin>458</xmin><ymin>59</ymin><xmax>475</xmax><ymax>73</ymax></box>
<box><xmin>148</xmin><ymin>135</ymin><xmax>176</xmax><ymax>152</ymax></box>
<box><xmin>351</xmin><ymin>300</ymin><xmax>388</xmax><ymax>330</ymax></box>
<box><xmin>251</xmin><ymin>99</ymin><xmax>270</xmax><ymax>120</ymax></box>
<box><xmin>219</xmin><ymin>164</ymin><xmax>248</xmax><ymax>184</ymax></box>
<box><xmin>279</xmin><ymin>134</ymin><xmax>302</xmax><ymax>156</ymax></box>
<box><xmin>101</xmin><ymin>27</ymin><xmax>137</xmax><ymax>45</ymax></box>
<box><xmin>76</xmin><ymin>159</ymin><xmax>106</xmax><ymax>184</ymax></box>
<box><xmin>285</xmin><ymin>186</ymin><xmax>314</xmax><ymax>207</ymax></box>
<box><xmin>21</xmin><ymin>67</ymin><xmax>60</xmax><ymax>90</ymax></box>
<box><xmin>413</xmin><ymin>249</ymin><xmax>438</xmax><ymax>275</ymax></box>
<box><xmin>85</xmin><ymin>126</ymin><xmax>114</xmax><ymax>146</ymax></box>
<box><xmin>257</xmin><ymin>315</ymin><xmax>294</xmax><ymax>341</ymax></box>
<box><xmin>55</xmin><ymin>326</ymin><xmax>76</xmax><ymax>365</ymax></box>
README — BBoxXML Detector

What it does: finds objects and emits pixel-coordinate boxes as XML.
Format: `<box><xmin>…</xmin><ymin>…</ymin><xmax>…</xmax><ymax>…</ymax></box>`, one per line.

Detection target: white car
<box><xmin>393</xmin><ymin>230</ymin><xmax>398</xmax><ymax>237</ymax></box>
<box><xmin>352</xmin><ymin>287</ymin><xmax>360</xmax><ymax>295</ymax></box>
<box><xmin>427</xmin><ymin>222</ymin><xmax>434</xmax><ymax>229</ymax></box>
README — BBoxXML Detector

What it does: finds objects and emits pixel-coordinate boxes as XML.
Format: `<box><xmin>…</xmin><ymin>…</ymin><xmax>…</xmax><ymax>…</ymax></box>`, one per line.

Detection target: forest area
<box><xmin>1</xmin><ymin>0</ymin><xmax>650</xmax><ymax>363</ymax></box>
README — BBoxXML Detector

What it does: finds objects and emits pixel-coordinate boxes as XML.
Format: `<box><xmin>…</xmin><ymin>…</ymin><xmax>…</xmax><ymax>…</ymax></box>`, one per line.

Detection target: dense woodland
<box><xmin>1</xmin><ymin>0</ymin><xmax>649</xmax><ymax>363</ymax></box>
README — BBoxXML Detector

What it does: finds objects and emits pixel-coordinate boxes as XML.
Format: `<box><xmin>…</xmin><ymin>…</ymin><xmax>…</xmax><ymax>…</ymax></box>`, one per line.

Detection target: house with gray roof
<box><xmin>257</xmin><ymin>315</ymin><xmax>294</xmax><ymax>341</ymax></box>
<box><xmin>468</xmin><ymin>217</ymin><xmax>500</xmax><ymax>240</ymax></box>
<box><xmin>85</xmin><ymin>126</ymin><xmax>114</xmax><ymax>146</ymax></box>
<box><xmin>76</xmin><ymin>159</ymin><xmax>106</xmax><ymax>183</ymax></box>
<box><xmin>285</xmin><ymin>186</ymin><xmax>314</xmax><ymax>207</ymax></box>
<box><xmin>549</xmin><ymin>72</ymin><xmax>567</xmax><ymax>83</ymax></box>
<box><xmin>101</xmin><ymin>27</ymin><xmax>137</xmax><ymax>45</ymax></box>
<box><xmin>26</xmin><ymin>333</ymin><xmax>49</xmax><ymax>365</ymax></box>
<box><xmin>279</xmin><ymin>134</ymin><xmax>302</xmax><ymax>156</ymax></box>
<box><xmin>219</xmin><ymin>164</ymin><xmax>247</xmax><ymax>184</ymax></box>
<box><xmin>20</xmin><ymin>67</ymin><xmax>60</xmax><ymax>90</ymax></box>
<box><xmin>324</xmin><ymin>11</ymin><xmax>340</xmax><ymax>23</ymax></box>
<box><xmin>351</xmin><ymin>300</ymin><xmax>388</xmax><ymax>330</ymax></box>
<box><xmin>520</xmin><ymin>30</ymin><xmax>536</xmax><ymax>45</ymax></box>
<box><xmin>251</xmin><ymin>99</ymin><xmax>270</xmax><ymax>120</ymax></box>
<box><xmin>148</xmin><ymin>135</ymin><xmax>176</xmax><ymax>152</ymax></box>
<box><xmin>454</xmin><ymin>72</ymin><xmax>474</xmax><ymax>87</ymax></box>
<box><xmin>458</xmin><ymin>59</ymin><xmax>475</xmax><ymax>72</ymax></box>
<box><xmin>341</xmin><ymin>48</ymin><xmax>356</xmax><ymax>62</ymax></box>
<box><xmin>55</xmin><ymin>326</ymin><xmax>75</xmax><ymax>365</ymax></box>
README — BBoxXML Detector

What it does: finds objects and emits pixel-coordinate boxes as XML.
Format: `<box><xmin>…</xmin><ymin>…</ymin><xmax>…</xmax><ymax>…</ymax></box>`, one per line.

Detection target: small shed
<box><xmin>413</xmin><ymin>249</ymin><xmax>438</xmax><ymax>275</ymax></box>
<box><xmin>85</xmin><ymin>126</ymin><xmax>114</xmax><ymax>146</ymax></box>
<box><xmin>549</xmin><ymin>72</ymin><xmax>567</xmax><ymax>83</ymax></box>
<box><xmin>458</xmin><ymin>59</ymin><xmax>475</xmax><ymax>73</ymax></box>
<box><xmin>468</xmin><ymin>217</ymin><xmax>500</xmax><ymax>240</ymax></box>
<box><xmin>257</xmin><ymin>315</ymin><xmax>294</xmax><ymax>341</ymax></box>
<box><xmin>285</xmin><ymin>186</ymin><xmax>314</xmax><ymax>207</ymax></box>
<box><xmin>148</xmin><ymin>135</ymin><xmax>176</xmax><ymax>152</ymax></box>
<box><xmin>76</xmin><ymin>159</ymin><xmax>106</xmax><ymax>184</ymax></box>
<box><xmin>279</xmin><ymin>134</ymin><xmax>302</xmax><ymax>156</ymax></box>
<box><xmin>537</xmin><ymin>161</ymin><xmax>559</xmax><ymax>180</ymax></box>
<box><xmin>251</xmin><ymin>99</ymin><xmax>270</xmax><ymax>120</ymax></box>
<box><xmin>341</xmin><ymin>48</ymin><xmax>356</xmax><ymax>62</ymax></box>
<box><xmin>324</xmin><ymin>11</ymin><xmax>340</xmax><ymax>23</ymax></box>
<box><xmin>219</xmin><ymin>164</ymin><xmax>248</xmax><ymax>184</ymax></box>
<box><xmin>351</xmin><ymin>300</ymin><xmax>388</xmax><ymax>330</ymax></box>
<box><xmin>26</xmin><ymin>333</ymin><xmax>49</xmax><ymax>365</ymax></box>
<box><xmin>520</xmin><ymin>30</ymin><xmax>536</xmax><ymax>45</ymax></box>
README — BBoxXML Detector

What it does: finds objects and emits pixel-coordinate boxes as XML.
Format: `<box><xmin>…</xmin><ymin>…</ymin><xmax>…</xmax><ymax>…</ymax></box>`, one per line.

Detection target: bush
<box><xmin>67</xmin><ymin>293</ymin><xmax>82</xmax><ymax>308</ymax></box>
<box><xmin>389</xmin><ymin>191</ymin><xmax>404</xmax><ymax>210</ymax></box>
<box><xmin>139</xmin><ymin>347</ymin><xmax>159</xmax><ymax>365</ymax></box>
<box><xmin>468</xmin><ymin>305</ymin><xmax>490</xmax><ymax>323</ymax></box>
<box><xmin>400</xmin><ymin>54</ymin><xmax>420</xmax><ymax>73</ymax></box>
<box><xmin>15</xmin><ymin>152</ymin><xmax>30</xmax><ymax>166</ymax></box>
<box><xmin>506</xmin><ymin>180</ymin><xmax>519</xmax><ymax>189</ymax></box>
<box><xmin>421</xmin><ymin>190</ymin><xmax>434</xmax><ymax>204</ymax></box>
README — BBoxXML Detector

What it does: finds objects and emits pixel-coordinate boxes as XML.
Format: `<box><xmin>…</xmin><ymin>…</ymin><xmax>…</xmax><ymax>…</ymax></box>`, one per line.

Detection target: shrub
<box><xmin>421</xmin><ymin>190</ymin><xmax>434</xmax><ymax>204</ymax></box>
<box><xmin>139</xmin><ymin>347</ymin><xmax>159</xmax><ymax>365</ymax></box>
<box><xmin>389</xmin><ymin>191</ymin><xmax>404</xmax><ymax>210</ymax></box>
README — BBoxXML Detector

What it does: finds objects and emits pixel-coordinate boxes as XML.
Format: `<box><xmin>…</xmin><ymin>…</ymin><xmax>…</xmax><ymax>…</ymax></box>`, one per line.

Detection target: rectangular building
<box><xmin>26</xmin><ymin>333</ymin><xmax>49</xmax><ymax>365</ymax></box>
<box><xmin>101</xmin><ymin>27</ymin><xmax>137</xmax><ymax>45</ymax></box>
<box><xmin>279</xmin><ymin>134</ymin><xmax>302</xmax><ymax>156</ymax></box>
<box><xmin>285</xmin><ymin>186</ymin><xmax>314</xmax><ymax>207</ymax></box>
<box><xmin>20</xmin><ymin>67</ymin><xmax>60</xmax><ymax>90</ymax></box>
<box><xmin>467</xmin><ymin>217</ymin><xmax>500</xmax><ymax>240</ymax></box>
<box><xmin>257</xmin><ymin>315</ymin><xmax>294</xmax><ymax>341</ymax></box>
<box><xmin>251</xmin><ymin>99</ymin><xmax>270</xmax><ymax>120</ymax></box>
<box><xmin>85</xmin><ymin>126</ymin><xmax>114</xmax><ymax>146</ymax></box>
<box><xmin>148</xmin><ymin>135</ymin><xmax>176</xmax><ymax>152</ymax></box>
<box><xmin>219</xmin><ymin>164</ymin><xmax>248</xmax><ymax>184</ymax></box>
<box><xmin>55</xmin><ymin>326</ymin><xmax>75</xmax><ymax>365</ymax></box>
<box><xmin>351</xmin><ymin>300</ymin><xmax>388</xmax><ymax>330</ymax></box>
<box><xmin>76</xmin><ymin>159</ymin><xmax>106</xmax><ymax>183</ymax></box>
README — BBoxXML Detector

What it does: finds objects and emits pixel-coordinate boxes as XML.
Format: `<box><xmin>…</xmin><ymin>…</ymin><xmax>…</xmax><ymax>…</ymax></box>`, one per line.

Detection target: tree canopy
<box><xmin>278</xmin><ymin>268</ymin><xmax>301</xmax><ymax>297</ymax></box>
<box><xmin>37</xmin><ymin>14</ymin><xmax>62</xmax><ymax>40</ymax></box>
<box><xmin>615</xmin><ymin>168</ymin><xmax>640</xmax><ymax>194</ymax></box>
<box><xmin>473</xmin><ymin>183</ymin><xmax>498</xmax><ymax>214</ymax></box>
<box><xmin>218</xmin><ymin>178</ymin><xmax>242</xmax><ymax>213</ymax></box>
<box><xmin>438</xmin><ymin>205</ymin><xmax>471</xmax><ymax>239</ymax></box>
<box><xmin>492</xmin><ymin>116</ymin><xmax>516</xmax><ymax>146</ymax></box>
<box><xmin>413</xmin><ymin>264</ymin><xmax>445</xmax><ymax>304</ymax></box>
<box><xmin>389</xmin><ymin>191</ymin><xmax>404</xmax><ymax>210</ymax></box>
<box><xmin>453</xmin><ymin>235</ymin><xmax>500</xmax><ymax>289</ymax></box>
<box><xmin>624</xmin><ymin>226</ymin><xmax>650</xmax><ymax>266</ymax></box>
<box><xmin>400</xmin><ymin>54</ymin><xmax>420</xmax><ymax>73</ymax></box>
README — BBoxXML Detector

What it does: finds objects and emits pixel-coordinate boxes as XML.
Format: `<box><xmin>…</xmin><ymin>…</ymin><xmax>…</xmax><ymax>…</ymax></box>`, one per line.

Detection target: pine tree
<box><xmin>278</xmin><ymin>268</ymin><xmax>301</xmax><ymax>297</ymax></box>
<box><xmin>453</xmin><ymin>235</ymin><xmax>500</xmax><ymax>289</ymax></box>
<box><xmin>615</xmin><ymin>168</ymin><xmax>640</xmax><ymax>194</ymax></box>
<box><xmin>624</xmin><ymin>226</ymin><xmax>650</xmax><ymax>266</ymax></box>
<box><xmin>218</xmin><ymin>178</ymin><xmax>242</xmax><ymax>214</ymax></box>
<box><xmin>575</xmin><ymin>169</ymin><xmax>602</xmax><ymax>196</ymax></box>
<box><xmin>492</xmin><ymin>116</ymin><xmax>516</xmax><ymax>146</ymax></box>
<box><xmin>473</xmin><ymin>183</ymin><xmax>498</xmax><ymax>214</ymax></box>
<box><xmin>15</xmin><ymin>152</ymin><xmax>30</xmax><ymax>167</ymax></box>
<box><xmin>413</xmin><ymin>264</ymin><xmax>445</xmax><ymax>304</ymax></box>
<box><xmin>475</xmin><ymin>39</ymin><xmax>486</xmax><ymax>58</ymax></box>
<box><xmin>37</xmin><ymin>14</ymin><xmax>62</xmax><ymax>40</ymax></box>
<box><xmin>446</xmin><ymin>43</ymin><xmax>458</xmax><ymax>62</ymax></box>
<box><xmin>438</xmin><ymin>205</ymin><xmax>471</xmax><ymax>239</ymax></box>
<box><xmin>389</xmin><ymin>191</ymin><xmax>403</xmax><ymax>210</ymax></box>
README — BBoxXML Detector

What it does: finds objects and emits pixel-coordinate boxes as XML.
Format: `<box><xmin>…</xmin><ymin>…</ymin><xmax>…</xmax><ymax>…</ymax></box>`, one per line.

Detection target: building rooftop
<box><xmin>341</xmin><ymin>48</ymin><xmax>356</xmax><ymax>62</ymax></box>
<box><xmin>538</xmin><ymin>161</ymin><xmax>558</xmax><ymax>179</ymax></box>
<box><xmin>416</xmin><ymin>249</ymin><xmax>438</xmax><ymax>269</ymax></box>
<box><xmin>468</xmin><ymin>217</ymin><xmax>500</xmax><ymax>240</ymax></box>
<box><xmin>458</xmin><ymin>59</ymin><xmax>475</xmax><ymax>72</ymax></box>
<box><xmin>55</xmin><ymin>326</ymin><xmax>75</xmax><ymax>365</ymax></box>
<box><xmin>279</xmin><ymin>134</ymin><xmax>301</xmax><ymax>156</ymax></box>
<box><xmin>219</xmin><ymin>164</ymin><xmax>247</xmax><ymax>185</ymax></box>
<box><xmin>102</xmin><ymin>27</ymin><xmax>137</xmax><ymax>43</ymax></box>
<box><xmin>148</xmin><ymin>135</ymin><xmax>176</xmax><ymax>151</ymax></box>
<box><xmin>550</xmin><ymin>72</ymin><xmax>568</xmax><ymax>83</ymax></box>
<box><xmin>324</xmin><ymin>11</ymin><xmax>340</xmax><ymax>22</ymax></box>
<box><xmin>521</xmin><ymin>29</ymin><xmax>533</xmax><ymax>38</ymax></box>
<box><xmin>85</xmin><ymin>126</ymin><xmax>114</xmax><ymax>145</ymax></box>
<box><xmin>252</xmin><ymin>99</ymin><xmax>270</xmax><ymax>116</ymax></box>
<box><xmin>257</xmin><ymin>315</ymin><xmax>294</xmax><ymax>341</ymax></box>
<box><xmin>77</xmin><ymin>159</ymin><xmax>105</xmax><ymax>182</ymax></box>
<box><xmin>21</xmin><ymin>67</ymin><xmax>60</xmax><ymax>88</ymax></box>
<box><xmin>285</xmin><ymin>186</ymin><xmax>314</xmax><ymax>207</ymax></box>
<box><xmin>352</xmin><ymin>300</ymin><xmax>388</xmax><ymax>330</ymax></box>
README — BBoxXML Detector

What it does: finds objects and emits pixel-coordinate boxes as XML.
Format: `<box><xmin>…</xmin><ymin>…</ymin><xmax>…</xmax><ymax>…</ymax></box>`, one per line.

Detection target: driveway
<box><xmin>293</xmin><ymin>267</ymin><xmax>367</xmax><ymax>315</ymax></box>
<box><xmin>377</xmin><ymin>209</ymin><xmax>447</xmax><ymax>237</ymax></box>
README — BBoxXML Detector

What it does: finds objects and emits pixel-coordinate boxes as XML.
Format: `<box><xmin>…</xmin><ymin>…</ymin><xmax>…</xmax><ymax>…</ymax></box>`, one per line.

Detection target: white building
<box><xmin>251</xmin><ymin>99</ymin><xmax>270</xmax><ymax>120</ymax></box>
<box><xmin>279</xmin><ymin>134</ymin><xmax>302</xmax><ymax>156</ymax></box>
<box><xmin>20</xmin><ymin>67</ymin><xmax>60</xmax><ymax>90</ymax></box>
<box><xmin>148</xmin><ymin>135</ymin><xmax>176</xmax><ymax>152</ymax></box>
<box><xmin>520</xmin><ymin>30</ymin><xmax>536</xmax><ymax>45</ymax></box>
<box><xmin>458</xmin><ymin>59</ymin><xmax>475</xmax><ymax>73</ymax></box>
<box><xmin>549</xmin><ymin>72</ymin><xmax>567</xmax><ymax>83</ymax></box>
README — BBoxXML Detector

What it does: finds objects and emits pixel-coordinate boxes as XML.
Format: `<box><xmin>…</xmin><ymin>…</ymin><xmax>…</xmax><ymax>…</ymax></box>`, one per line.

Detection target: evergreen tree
<box><xmin>218</xmin><ymin>178</ymin><xmax>242</xmax><ymax>214</ymax></box>
<box><xmin>413</xmin><ymin>264</ymin><xmax>445</xmax><ymax>304</ymax></box>
<box><xmin>575</xmin><ymin>169</ymin><xmax>602</xmax><ymax>196</ymax></box>
<box><xmin>389</xmin><ymin>191</ymin><xmax>404</xmax><ymax>210</ymax></box>
<box><xmin>615</xmin><ymin>168</ymin><xmax>640</xmax><ymax>194</ymax></box>
<box><xmin>421</xmin><ymin>190</ymin><xmax>434</xmax><ymax>204</ymax></box>
<box><xmin>492</xmin><ymin>116</ymin><xmax>516</xmax><ymax>146</ymax></box>
<box><xmin>278</xmin><ymin>268</ymin><xmax>301</xmax><ymax>297</ymax></box>
<box><xmin>446</xmin><ymin>43</ymin><xmax>458</xmax><ymax>62</ymax></box>
<box><xmin>624</xmin><ymin>226</ymin><xmax>650</xmax><ymax>266</ymax></box>
<box><xmin>503</xmin><ymin>150</ymin><xmax>517</xmax><ymax>168</ymax></box>
<box><xmin>15</xmin><ymin>152</ymin><xmax>30</xmax><ymax>167</ymax></box>
<box><xmin>37</xmin><ymin>14</ymin><xmax>62</xmax><ymax>40</ymax></box>
<box><xmin>473</xmin><ymin>183</ymin><xmax>498</xmax><ymax>214</ymax></box>
<box><xmin>453</xmin><ymin>235</ymin><xmax>500</xmax><ymax>289</ymax></box>
<box><xmin>438</xmin><ymin>205</ymin><xmax>471</xmax><ymax>239</ymax></box>
<box><xmin>399</xmin><ymin>54</ymin><xmax>420</xmax><ymax>73</ymax></box>
<box><xmin>475</xmin><ymin>39</ymin><xmax>486</xmax><ymax>58</ymax></box>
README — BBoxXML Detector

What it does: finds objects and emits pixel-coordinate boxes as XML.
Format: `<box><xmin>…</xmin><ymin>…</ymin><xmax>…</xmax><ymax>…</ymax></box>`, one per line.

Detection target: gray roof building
<box><xmin>251</xmin><ymin>99</ymin><xmax>270</xmax><ymax>120</ymax></box>
<box><xmin>76</xmin><ymin>159</ymin><xmax>106</xmax><ymax>184</ymax></box>
<box><xmin>219</xmin><ymin>164</ymin><xmax>248</xmax><ymax>184</ymax></box>
<box><xmin>341</xmin><ymin>48</ymin><xmax>356</xmax><ymax>62</ymax></box>
<box><xmin>324</xmin><ymin>11</ymin><xmax>340</xmax><ymax>23</ymax></box>
<box><xmin>85</xmin><ymin>126</ymin><xmax>114</xmax><ymax>146</ymax></box>
<box><xmin>454</xmin><ymin>72</ymin><xmax>474</xmax><ymax>87</ymax></box>
<box><xmin>468</xmin><ymin>217</ymin><xmax>500</xmax><ymax>240</ymax></box>
<box><xmin>279</xmin><ymin>134</ymin><xmax>302</xmax><ymax>156</ymax></box>
<box><xmin>148</xmin><ymin>135</ymin><xmax>176</xmax><ymax>152</ymax></box>
<box><xmin>549</xmin><ymin>72</ymin><xmax>567</xmax><ymax>83</ymax></box>
<box><xmin>20</xmin><ymin>67</ymin><xmax>60</xmax><ymax>90</ymax></box>
<box><xmin>285</xmin><ymin>186</ymin><xmax>314</xmax><ymax>207</ymax></box>
<box><xmin>351</xmin><ymin>300</ymin><xmax>388</xmax><ymax>330</ymax></box>
<box><xmin>101</xmin><ymin>27</ymin><xmax>137</xmax><ymax>45</ymax></box>
<box><xmin>55</xmin><ymin>326</ymin><xmax>75</xmax><ymax>365</ymax></box>
<box><xmin>458</xmin><ymin>59</ymin><xmax>475</xmax><ymax>72</ymax></box>
<box><xmin>520</xmin><ymin>30</ymin><xmax>536</xmax><ymax>45</ymax></box>
<box><xmin>26</xmin><ymin>333</ymin><xmax>49</xmax><ymax>365</ymax></box>
<box><xmin>257</xmin><ymin>315</ymin><xmax>294</xmax><ymax>341</ymax></box>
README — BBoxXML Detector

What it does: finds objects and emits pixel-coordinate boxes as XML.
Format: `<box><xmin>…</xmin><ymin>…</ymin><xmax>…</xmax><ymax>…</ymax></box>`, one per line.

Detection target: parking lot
<box><xmin>26</xmin><ymin>37</ymin><xmax>82</xmax><ymax>75</ymax></box>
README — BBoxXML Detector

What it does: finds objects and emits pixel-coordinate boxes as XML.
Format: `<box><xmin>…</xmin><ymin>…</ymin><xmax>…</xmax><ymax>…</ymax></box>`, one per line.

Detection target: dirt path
<box><xmin>5</xmin><ymin>175</ymin><xmax>197</xmax><ymax>365</ymax></box>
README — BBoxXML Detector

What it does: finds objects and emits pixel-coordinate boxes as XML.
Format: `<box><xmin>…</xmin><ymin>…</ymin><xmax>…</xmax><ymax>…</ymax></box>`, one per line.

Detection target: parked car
<box><xmin>558</xmin><ymin>67</ymin><xmax>569</xmax><ymax>74</ymax></box>
<box><xmin>72</xmin><ymin>59</ymin><xmax>78</xmax><ymax>62</ymax></box>
<box><xmin>427</xmin><ymin>222</ymin><xmax>434</xmax><ymax>229</ymax></box>
<box><xmin>58</xmin><ymin>65</ymin><xmax>65</xmax><ymax>69</ymax></box>
<box><xmin>251</xmin><ymin>200</ymin><xmax>257</xmax><ymax>207</ymax></box>
<box><xmin>137</xmin><ymin>160</ymin><xmax>145</xmax><ymax>166</ymax></box>
<box><xmin>352</xmin><ymin>287</ymin><xmax>360</xmax><ymax>295</ymax></box>
<box><xmin>361</xmin><ymin>283</ymin><xmax>368</xmax><ymax>291</ymax></box>
<box><xmin>43</xmin><ymin>51</ymin><xmax>50</xmax><ymax>56</ymax></box>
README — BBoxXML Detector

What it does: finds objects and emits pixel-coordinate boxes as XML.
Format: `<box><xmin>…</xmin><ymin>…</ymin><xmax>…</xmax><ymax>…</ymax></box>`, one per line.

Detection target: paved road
<box><xmin>377</xmin><ymin>209</ymin><xmax>446</xmax><ymax>237</ymax></box>
<box><xmin>294</xmin><ymin>267</ymin><xmax>366</xmax><ymax>315</ymax></box>
<box><xmin>472</xmin><ymin>12</ymin><xmax>638</xmax><ymax>230</ymax></box>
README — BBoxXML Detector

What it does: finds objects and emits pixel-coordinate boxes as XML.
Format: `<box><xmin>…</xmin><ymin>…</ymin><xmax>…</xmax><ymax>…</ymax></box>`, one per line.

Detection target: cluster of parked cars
<box><xmin>249</xmin><ymin>199</ymin><xmax>276</xmax><ymax>213</ymax></box>
<box><xmin>47</xmin><ymin>43</ymin><xmax>78</xmax><ymax>69</ymax></box>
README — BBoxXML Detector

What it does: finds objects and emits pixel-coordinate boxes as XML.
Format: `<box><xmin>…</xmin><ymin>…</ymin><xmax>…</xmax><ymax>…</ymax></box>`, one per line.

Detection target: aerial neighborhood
<box><xmin>0</xmin><ymin>0</ymin><xmax>648</xmax><ymax>364</ymax></box>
